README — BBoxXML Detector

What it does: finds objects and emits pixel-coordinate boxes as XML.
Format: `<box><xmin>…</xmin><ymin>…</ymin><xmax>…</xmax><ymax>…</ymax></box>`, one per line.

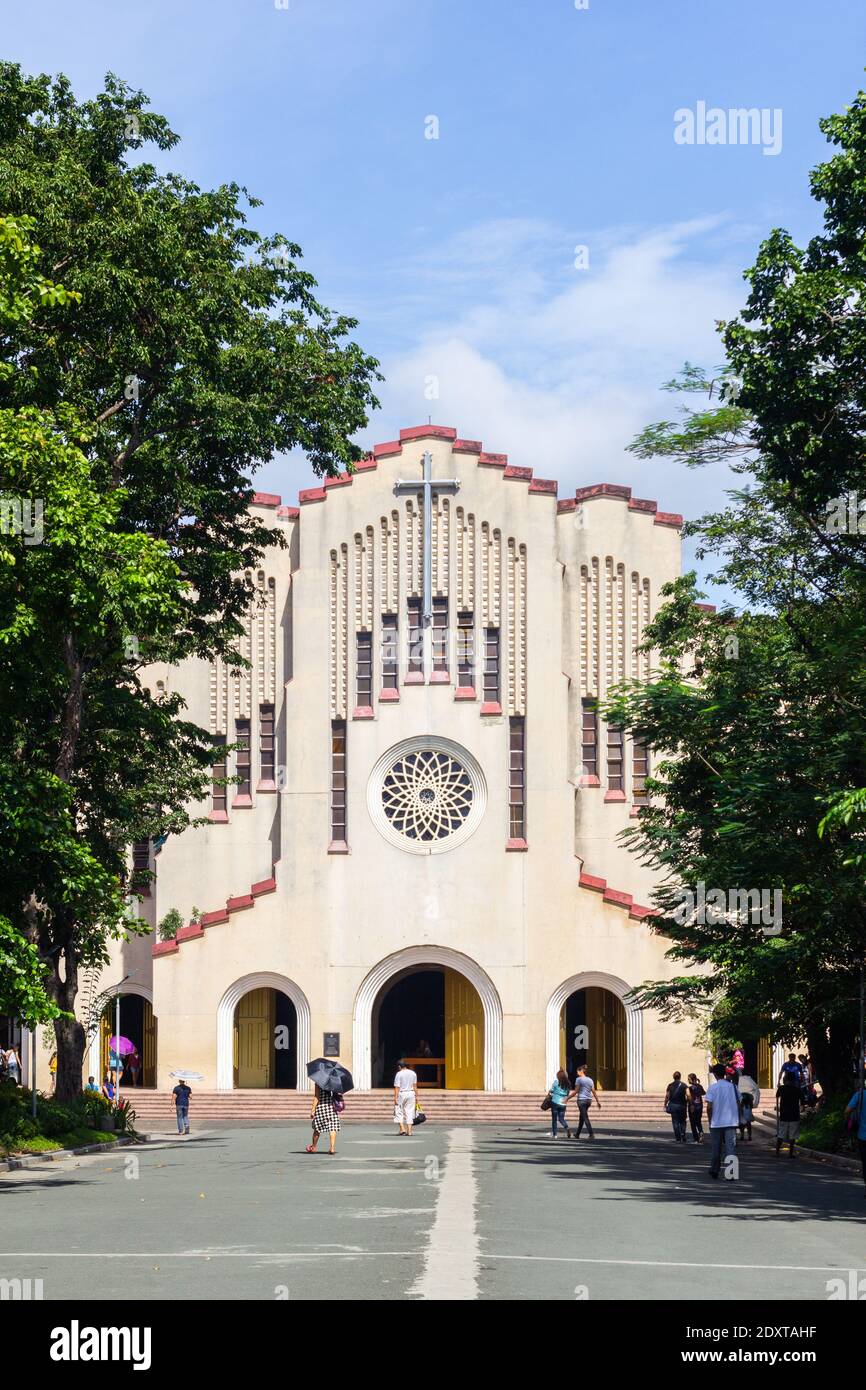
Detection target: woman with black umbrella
<box><xmin>307</xmin><ymin>1083</ymin><xmax>341</xmax><ymax>1155</ymax></box>
<box><xmin>305</xmin><ymin>1058</ymin><xmax>354</xmax><ymax>1156</ymax></box>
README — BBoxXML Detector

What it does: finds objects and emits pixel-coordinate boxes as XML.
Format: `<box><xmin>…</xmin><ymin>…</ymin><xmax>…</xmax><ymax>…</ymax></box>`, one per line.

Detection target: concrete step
<box><xmin>122</xmin><ymin>1090</ymin><xmax>667</xmax><ymax>1123</ymax></box>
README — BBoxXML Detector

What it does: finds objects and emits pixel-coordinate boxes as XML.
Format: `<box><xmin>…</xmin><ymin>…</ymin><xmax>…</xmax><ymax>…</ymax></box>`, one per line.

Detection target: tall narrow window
<box><xmin>606</xmin><ymin>724</ymin><xmax>625</xmax><ymax>798</ymax></box>
<box><xmin>234</xmin><ymin>718</ymin><xmax>251</xmax><ymax>804</ymax></box>
<box><xmin>431</xmin><ymin>597</ymin><xmax>449</xmax><ymax>680</ymax></box>
<box><xmin>632</xmin><ymin>735</ymin><xmax>650</xmax><ymax>804</ymax></box>
<box><xmin>211</xmin><ymin>735</ymin><xmax>228</xmax><ymax>819</ymax></box>
<box><xmin>356</xmin><ymin>631</ymin><xmax>373</xmax><ymax>710</ymax></box>
<box><xmin>407</xmin><ymin>597</ymin><xmax>423</xmax><ymax>679</ymax></box>
<box><xmin>482</xmin><ymin>626</ymin><xmax>500</xmax><ymax>708</ymax></box>
<box><xmin>330</xmin><ymin>719</ymin><xmax>347</xmax><ymax>848</ymax></box>
<box><xmin>457</xmin><ymin>611</ymin><xmax>475</xmax><ymax>692</ymax></box>
<box><xmin>259</xmin><ymin>704</ymin><xmax>275</xmax><ymax>788</ymax></box>
<box><xmin>381</xmin><ymin>613</ymin><xmax>398</xmax><ymax>694</ymax></box>
<box><xmin>131</xmin><ymin>840</ymin><xmax>151</xmax><ymax>895</ymax></box>
<box><xmin>508</xmin><ymin>717</ymin><xmax>526</xmax><ymax>844</ymax></box>
<box><xmin>581</xmin><ymin>700</ymin><xmax>598</xmax><ymax>782</ymax></box>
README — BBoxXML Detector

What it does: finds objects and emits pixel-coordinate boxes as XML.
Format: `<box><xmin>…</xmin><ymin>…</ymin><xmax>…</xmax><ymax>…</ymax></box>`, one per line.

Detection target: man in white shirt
<box><xmin>706</xmin><ymin>1063</ymin><xmax>740</xmax><ymax>1179</ymax></box>
<box><xmin>393</xmin><ymin>1060</ymin><xmax>418</xmax><ymax>1136</ymax></box>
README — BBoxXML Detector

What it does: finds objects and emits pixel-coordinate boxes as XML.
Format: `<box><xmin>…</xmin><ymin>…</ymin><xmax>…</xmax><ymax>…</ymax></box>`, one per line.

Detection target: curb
<box><xmin>4</xmin><ymin>1135</ymin><xmax>140</xmax><ymax>1171</ymax></box>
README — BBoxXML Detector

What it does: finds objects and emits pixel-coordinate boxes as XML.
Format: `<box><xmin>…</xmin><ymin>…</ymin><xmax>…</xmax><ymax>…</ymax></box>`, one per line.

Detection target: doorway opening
<box><xmin>372</xmin><ymin>966</ymin><xmax>484</xmax><ymax>1089</ymax></box>
<box><xmin>559</xmin><ymin>986</ymin><xmax>627</xmax><ymax>1091</ymax></box>
<box><xmin>232</xmin><ymin>987</ymin><xmax>297</xmax><ymax>1088</ymax></box>
<box><xmin>99</xmin><ymin>995</ymin><xmax>157</xmax><ymax>1088</ymax></box>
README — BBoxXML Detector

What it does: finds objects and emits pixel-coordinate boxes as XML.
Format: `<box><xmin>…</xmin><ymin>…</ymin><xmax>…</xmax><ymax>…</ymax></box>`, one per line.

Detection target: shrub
<box><xmin>158</xmin><ymin>907</ymin><xmax>183</xmax><ymax>941</ymax></box>
<box><xmin>799</xmin><ymin>1099</ymin><xmax>851</xmax><ymax>1155</ymax></box>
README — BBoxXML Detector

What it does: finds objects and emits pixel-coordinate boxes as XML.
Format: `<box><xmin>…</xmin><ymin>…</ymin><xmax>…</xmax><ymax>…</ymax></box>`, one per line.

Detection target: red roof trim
<box><xmin>252</xmin><ymin>491</ymin><xmax>281</xmax><ymax>508</ymax></box>
<box><xmin>276</xmin><ymin>427</ymin><xmax>679</xmax><ymax>519</ymax></box>
<box><xmin>578</xmin><ymin>865</ymin><xmax>658</xmax><ymax>922</ymax></box>
<box><xmin>152</xmin><ymin>870</ymin><xmax>277</xmax><ymax>958</ymax></box>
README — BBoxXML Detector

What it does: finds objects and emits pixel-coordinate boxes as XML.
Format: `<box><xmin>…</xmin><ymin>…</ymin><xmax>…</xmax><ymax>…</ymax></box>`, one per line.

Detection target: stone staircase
<box><xmin>124</xmin><ymin>1089</ymin><xmax>667</xmax><ymax>1125</ymax></box>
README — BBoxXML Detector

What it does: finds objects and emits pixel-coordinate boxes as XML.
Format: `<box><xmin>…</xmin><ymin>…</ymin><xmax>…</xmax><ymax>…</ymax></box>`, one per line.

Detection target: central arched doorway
<box><xmin>232</xmin><ymin>986</ymin><xmax>297</xmax><ymax>1088</ymax></box>
<box><xmin>371</xmin><ymin>966</ymin><xmax>484</xmax><ymax>1090</ymax></box>
<box><xmin>354</xmin><ymin>946</ymin><xmax>504</xmax><ymax>1091</ymax></box>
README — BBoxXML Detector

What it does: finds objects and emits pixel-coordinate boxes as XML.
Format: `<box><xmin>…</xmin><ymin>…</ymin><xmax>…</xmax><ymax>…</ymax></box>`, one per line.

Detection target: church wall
<box><xmin>83</xmin><ymin>429</ymin><xmax>707</xmax><ymax>1095</ymax></box>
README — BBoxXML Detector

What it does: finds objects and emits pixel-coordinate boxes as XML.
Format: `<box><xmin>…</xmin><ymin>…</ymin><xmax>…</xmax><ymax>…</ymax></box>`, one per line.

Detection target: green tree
<box><xmin>0</xmin><ymin>66</ymin><xmax>379</xmax><ymax>1098</ymax></box>
<box><xmin>609</xmin><ymin>85</ymin><xmax>866</xmax><ymax>1099</ymax></box>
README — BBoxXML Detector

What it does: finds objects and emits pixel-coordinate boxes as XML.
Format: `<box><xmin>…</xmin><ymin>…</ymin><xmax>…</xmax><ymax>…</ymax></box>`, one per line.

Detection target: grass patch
<box><xmin>5</xmin><ymin>1129</ymin><xmax>119</xmax><ymax>1156</ymax></box>
<box><xmin>799</xmin><ymin>1099</ymin><xmax>856</xmax><ymax>1155</ymax></box>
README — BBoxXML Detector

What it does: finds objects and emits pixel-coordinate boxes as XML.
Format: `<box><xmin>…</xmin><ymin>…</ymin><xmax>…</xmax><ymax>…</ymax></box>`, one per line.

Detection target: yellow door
<box><xmin>235</xmin><ymin>988</ymin><xmax>273</xmax><ymax>1088</ymax></box>
<box><xmin>586</xmin><ymin>988</ymin><xmax>627</xmax><ymax>1091</ymax></box>
<box><xmin>143</xmin><ymin>1001</ymin><xmax>156</xmax><ymax>1088</ymax></box>
<box><xmin>444</xmin><ymin>968</ymin><xmax>484</xmax><ymax>1090</ymax></box>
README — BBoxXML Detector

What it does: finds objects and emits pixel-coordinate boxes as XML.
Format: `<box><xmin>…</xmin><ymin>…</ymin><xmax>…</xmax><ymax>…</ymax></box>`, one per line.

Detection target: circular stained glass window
<box><xmin>367</xmin><ymin>737</ymin><xmax>487</xmax><ymax>855</ymax></box>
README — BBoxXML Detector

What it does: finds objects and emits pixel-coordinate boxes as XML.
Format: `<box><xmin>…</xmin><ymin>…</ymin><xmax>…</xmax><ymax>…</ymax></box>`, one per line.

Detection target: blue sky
<box><xmin>5</xmin><ymin>0</ymin><xmax>865</xmax><ymax>589</ymax></box>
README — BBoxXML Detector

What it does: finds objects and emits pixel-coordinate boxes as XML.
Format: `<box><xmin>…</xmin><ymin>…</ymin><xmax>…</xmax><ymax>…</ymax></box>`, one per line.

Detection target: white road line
<box><xmin>408</xmin><ymin>1127</ymin><xmax>479</xmax><ymax>1301</ymax></box>
<box><xmin>1</xmin><ymin>1253</ymin><xmax>863</xmax><ymax>1274</ymax></box>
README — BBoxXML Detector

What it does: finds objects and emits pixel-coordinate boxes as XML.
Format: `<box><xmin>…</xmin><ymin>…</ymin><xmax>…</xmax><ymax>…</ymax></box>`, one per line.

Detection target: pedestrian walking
<box><xmin>777</xmin><ymin>1052</ymin><xmax>803</xmax><ymax>1090</ymax></box>
<box><xmin>307</xmin><ymin>1082</ymin><xmax>340</xmax><ymax>1154</ymax></box>
<box><xmin>731</xmin><ymin>1044</ymin><xmax>745</xmax><ymax>1075</ymax></box>
<box><xmin>392</xmin><ymin>1059</ymin><xmax>418</xmax><ymax>1136</ymax></box>
<box><xmin>775</xmin><ymin>1071</ymin><xmax>802</xmax><ymax>1158</ymax></box>
<box><xmin>665</xmin><ymin>1071</ymin><xmax>688</xmax><ymax>1141</ymax></box>
<box><xmin>572</xmin><ymin>1064</ymin><xmax>600</xmax><ymax>1140</ymax></box>
<box><xmin>686</xmin><ymin>1074</ymin><xmax>706</xmax><ymax>1143</ymax></box>
<box><xmin>546</xmin><ymin>1068</ymin><xmax>573</xmax><ymax>1140</ymax></box>
<box><xmin>844</xmin><ymin>1084</ymin><xmax>866</xmax><ymax>1198</ymax></box>
<box><xmin>706</xmin><ymin>1063</ymin><xmax>739</xmax><ymax>1180</ymax></box>
<box><xmin>737</xmin><ymin>1073</ymin><xmax>761</xmax><ymax>1141</ymax></box>
<box><xmin>172</xmin><ymin>1079</ymin><xmax>192</xmax><ymax>1135</ymax></box>
<box><xmin>4</xmin><ymin>1045</ymin><xmax>21</xmax><ymax>1086</ymax></box>
<box><xmin>127</xmin><ymin>1049</ymin><xmax>141</xmax><ymax>1088</ymax></box>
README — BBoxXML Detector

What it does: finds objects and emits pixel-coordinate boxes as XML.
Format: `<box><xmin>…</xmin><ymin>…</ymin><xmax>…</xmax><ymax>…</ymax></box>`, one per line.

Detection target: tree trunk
<box><xmin>806</xmin><ymin>1019</ymin><xmax>856</xmax><ymax>1105</ymax></box>
<box><xmin>49</xmin><ymin>943</ymin><xmax>86</xmax><ymax>1102</ymax></box>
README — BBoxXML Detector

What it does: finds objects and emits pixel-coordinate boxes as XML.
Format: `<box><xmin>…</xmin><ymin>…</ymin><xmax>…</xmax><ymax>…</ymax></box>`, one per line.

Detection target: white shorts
<box><xmin>395</xmin><ymin>1092</ymin><xmax>416</xmax><ymax>1126</ymax></box>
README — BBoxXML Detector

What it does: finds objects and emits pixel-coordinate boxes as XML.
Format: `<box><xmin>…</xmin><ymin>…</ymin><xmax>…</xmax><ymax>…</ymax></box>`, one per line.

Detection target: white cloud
<box><xmin>362</xmin><ymin>215</ymin><xmax>751</xmax><ymax>528</ymax></box>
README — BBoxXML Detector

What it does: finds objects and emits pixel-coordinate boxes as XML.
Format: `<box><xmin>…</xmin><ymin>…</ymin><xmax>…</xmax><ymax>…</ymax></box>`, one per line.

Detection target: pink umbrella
<box><xmin>108</xmin><ymin>1035</ymin><xmax>136</xmax><ymax>1055</ymax></box>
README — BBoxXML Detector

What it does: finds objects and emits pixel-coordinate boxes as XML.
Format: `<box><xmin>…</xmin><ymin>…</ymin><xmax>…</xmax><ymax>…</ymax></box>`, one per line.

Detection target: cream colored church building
<box><xmin>78</xmin><ymin>423</ymin><xmax>714</xmax><ymax>1097</ymax></box>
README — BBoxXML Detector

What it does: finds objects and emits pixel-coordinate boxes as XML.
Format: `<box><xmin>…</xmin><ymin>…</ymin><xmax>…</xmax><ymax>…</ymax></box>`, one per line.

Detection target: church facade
<box><xmin>84</xmin><ymin>424</ymin><xmax>709</xmax><ymax>1095</ymax></box>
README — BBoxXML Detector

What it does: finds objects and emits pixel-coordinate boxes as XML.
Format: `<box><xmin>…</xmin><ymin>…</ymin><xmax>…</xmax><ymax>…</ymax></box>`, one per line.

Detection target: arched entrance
<box><xmin>547</xmin><ymin>973</ymin><xmax>643</xmax><ymax>1092</ymax></box>
<box><xmin>95</xmin><ymin>991</ymin><xmax>156</xmax><ymax>1089</ymax></box>
<box><xmin>216</xmin><ymin>972</ymin><xmax>312</xmax><ymax>1091</ymax></box>
<box><xmin>370</xmin><ymin>966</ymin><xmax>484</xmax><ymax>1090</ymax></box>
<box><xmin>232</xmin><ymin>987</ymin><xmax>297</xmax><ymax>1088</ymax></box>
<box><xmin>354</xmin><ymin>946</ymin><xmax>503</xmax><ymax>1091</ymax></box>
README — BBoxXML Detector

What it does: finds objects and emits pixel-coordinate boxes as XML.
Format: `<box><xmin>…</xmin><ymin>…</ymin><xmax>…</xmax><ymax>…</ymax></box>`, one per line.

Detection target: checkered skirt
<box><xmin>313</xmin><ymin>1094</ymin><xmax>341</xmax><ymax>1133</ymax></box>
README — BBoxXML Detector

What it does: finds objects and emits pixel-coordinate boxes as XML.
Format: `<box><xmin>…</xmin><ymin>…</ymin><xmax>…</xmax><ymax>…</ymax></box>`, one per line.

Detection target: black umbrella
<box><xmin>306</xmin><ymin>1059</ymin><xmax>354</xmax><ymax>1094</ymax></box>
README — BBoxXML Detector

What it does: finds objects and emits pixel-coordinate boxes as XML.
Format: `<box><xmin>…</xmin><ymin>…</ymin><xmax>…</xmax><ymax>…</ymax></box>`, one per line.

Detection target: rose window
<box><xmin>367</xmin><ymin>737</ymin><xmax>487</xmax><ymax>855</ymax></box>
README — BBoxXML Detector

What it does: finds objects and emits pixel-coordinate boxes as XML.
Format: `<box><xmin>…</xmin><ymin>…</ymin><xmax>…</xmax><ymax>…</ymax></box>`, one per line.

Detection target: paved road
<box><xmin>1</xmin><ymin>1121</ymin><xmax>863</xmax><ymax>1300</ymax></box>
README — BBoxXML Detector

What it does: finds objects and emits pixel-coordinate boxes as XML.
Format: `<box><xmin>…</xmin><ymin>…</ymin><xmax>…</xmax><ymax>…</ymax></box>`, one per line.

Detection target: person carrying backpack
<box><xmin>844</xmin><ymin>1083</ymin><xmax>866</xmax><ymax>1196</ymax></box>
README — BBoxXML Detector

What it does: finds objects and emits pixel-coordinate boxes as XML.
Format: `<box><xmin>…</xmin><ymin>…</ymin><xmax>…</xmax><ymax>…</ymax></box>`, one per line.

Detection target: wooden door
<box><xmin>444</xmin><ymin>968</ymin><xmax>484</xmax><ymax>1090</ymax></box>
<box><xmin>143</xmin><ymin>1001</ymin><xmax>157</xmax><ymax>1088</ymax></box>
<box><xmin>586</xmin><ymin>988</ymin><xmax>627</xmax><ymax>1091</ymax></box>
<box><xmin>234</xmin><ymin>988</ymin><xmax>273</xmax><ymax>1088</ymax></box>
